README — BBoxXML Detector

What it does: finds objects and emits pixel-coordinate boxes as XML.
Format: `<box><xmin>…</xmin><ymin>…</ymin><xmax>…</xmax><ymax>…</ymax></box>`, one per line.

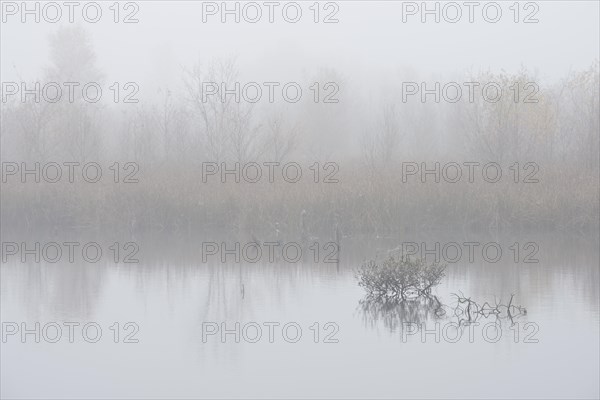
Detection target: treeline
<box><xmin>1</xmin><ymin>28</ymin><xmax>598</xmax><ymax>235</ymax></box>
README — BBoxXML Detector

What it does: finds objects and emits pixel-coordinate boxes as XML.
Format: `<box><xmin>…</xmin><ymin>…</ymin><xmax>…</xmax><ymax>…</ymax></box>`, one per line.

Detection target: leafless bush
<box><xmin>356</xmin><ymin>255</ymin><xmax>446</xmax><ymax>301</ymax></box>
<box><xmin>451</xmin><ymin>292</ymin><xmax>527</xmax><ymax>325</ymax></box>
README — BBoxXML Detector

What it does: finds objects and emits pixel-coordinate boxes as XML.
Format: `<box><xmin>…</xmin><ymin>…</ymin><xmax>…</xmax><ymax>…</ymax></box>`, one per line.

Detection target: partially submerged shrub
<box><xmin>451</xmin><ymin>292</ymin><xmax>527</xmax><ymax>324</ymax></box>
<box><xmin>356</xmin><ymin>255</ymin><xmax>446</xmax><ymax>301</ymax></box>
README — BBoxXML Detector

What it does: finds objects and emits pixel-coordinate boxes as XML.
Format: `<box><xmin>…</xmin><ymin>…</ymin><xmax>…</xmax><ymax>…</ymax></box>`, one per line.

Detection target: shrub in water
<box><xmin>356</xmin><ymin>255</ymin><xmax>446</xmax><ymax>301</ymax></box>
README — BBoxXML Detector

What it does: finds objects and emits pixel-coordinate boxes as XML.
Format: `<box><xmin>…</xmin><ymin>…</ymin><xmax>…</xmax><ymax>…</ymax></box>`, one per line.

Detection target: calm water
<box><xmin>1</xmin><ymin>232</ymin><xmax>598</xmax><ymax>399</ymax></box>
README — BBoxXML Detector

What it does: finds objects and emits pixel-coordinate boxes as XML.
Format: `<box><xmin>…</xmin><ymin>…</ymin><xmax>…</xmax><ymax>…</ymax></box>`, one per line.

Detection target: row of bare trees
<box><xmin>361</xmin><ymin>63</ymin><xmax>599</xmax><ymax>173</ymax></box>
<box><xmin>1</xmin><ymin>27</ymin><xmax>598</xmax><ymax>234</ymax></box>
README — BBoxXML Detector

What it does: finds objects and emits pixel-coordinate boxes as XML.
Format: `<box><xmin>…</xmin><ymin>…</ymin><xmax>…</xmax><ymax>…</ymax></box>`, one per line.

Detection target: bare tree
<box><xmin>264</xmin><ymin>111</ymin><xmax>299</xmax><ymax>162</ymax></box>
<box><xmin>184</xmin><ymin>58</ymin><xmax>263</xmax><ymax>163</ymax></box>
<box><xmin>45</xmin><ymin>27</ymin><xmax>104</xmax><ymax>162</ymax></box>
<box><xmin>361</xmin><ymin>104</ymin><xmax>401</xmax><ymax>175</ymax></box>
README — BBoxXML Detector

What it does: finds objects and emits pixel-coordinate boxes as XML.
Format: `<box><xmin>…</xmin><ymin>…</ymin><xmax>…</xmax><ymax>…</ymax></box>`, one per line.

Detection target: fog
<box><xmin>1</xmin><ymin>1</ymin><xmax>599</xmax><ymax>399</ymax></box>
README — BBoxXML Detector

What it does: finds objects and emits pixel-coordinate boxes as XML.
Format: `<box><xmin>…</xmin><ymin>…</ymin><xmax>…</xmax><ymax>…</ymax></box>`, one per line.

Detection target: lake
<box><xmin>1</xmin><ymin>231</ymin><xmax>598</xmax><ymax>399</ymax></box>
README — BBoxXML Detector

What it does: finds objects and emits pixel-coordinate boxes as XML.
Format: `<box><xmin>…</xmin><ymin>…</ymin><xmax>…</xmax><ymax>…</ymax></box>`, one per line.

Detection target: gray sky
<box><xmin>2</xmin><ymin>1</ymin><xmax>599</xmax><ymax>91</ymax></box>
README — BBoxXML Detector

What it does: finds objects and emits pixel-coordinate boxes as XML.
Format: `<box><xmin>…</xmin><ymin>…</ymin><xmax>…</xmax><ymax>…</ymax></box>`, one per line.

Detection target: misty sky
<box><xmin>1</xmin><ymin>1</ymin><xmax>599</xmax><ymax>94</ymax></box>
